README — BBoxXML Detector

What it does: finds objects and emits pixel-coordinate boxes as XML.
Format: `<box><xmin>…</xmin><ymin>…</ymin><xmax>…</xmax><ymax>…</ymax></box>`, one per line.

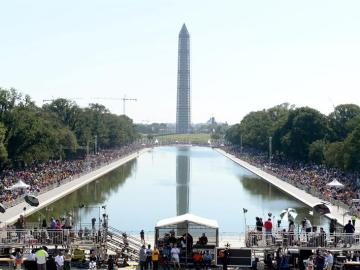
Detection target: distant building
<box><xmin>176</xmin><ymin>24</ymin><xmax>191</xmax><ymax>133</ymax></box>
<box><xmin>207</xmin><ymin>117</ymin><xmax>217</xmax><ymax>125</ymax></box>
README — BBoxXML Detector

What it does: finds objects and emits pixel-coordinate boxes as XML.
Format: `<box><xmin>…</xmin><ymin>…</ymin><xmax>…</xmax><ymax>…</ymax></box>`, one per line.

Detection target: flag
<box><xmin>243</xmin><ymin>208</ymin><xmax>248</xmax><ymax>213</ymax></box>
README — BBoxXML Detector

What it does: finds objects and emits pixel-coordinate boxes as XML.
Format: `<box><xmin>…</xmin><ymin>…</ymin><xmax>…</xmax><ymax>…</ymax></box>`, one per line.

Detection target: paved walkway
<box><xmin>0</xmin><ymin>148</ymin><xmax>150</xmax><ymax>227</ymax></box>
<box><xmin>216</xmin><ymin>148</ymin><xmax>358</xmax><ymax>229</ymax></box>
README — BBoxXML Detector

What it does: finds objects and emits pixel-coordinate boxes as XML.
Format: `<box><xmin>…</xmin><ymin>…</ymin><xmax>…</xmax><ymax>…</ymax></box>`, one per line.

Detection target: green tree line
<box><xmin>225</xmin><ymin>103</ymin><xmax>360</xmax><ymax>171</ymax></box>
<box><xmin>0</xmin><ymin>87</ymin><xmax>137</xmax><ymax>168</ymax></box>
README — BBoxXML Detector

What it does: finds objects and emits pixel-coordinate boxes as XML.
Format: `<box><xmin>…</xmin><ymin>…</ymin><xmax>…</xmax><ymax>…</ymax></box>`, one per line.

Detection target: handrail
<box><xmin>245</xmin><ymin>229</ymin><xmax>360</xmax><ymax>248</ymax></box>
<box><xmin>107</xmin><ymin>226</ymin><xmax>143</xmax><ymax>247</ymax></box>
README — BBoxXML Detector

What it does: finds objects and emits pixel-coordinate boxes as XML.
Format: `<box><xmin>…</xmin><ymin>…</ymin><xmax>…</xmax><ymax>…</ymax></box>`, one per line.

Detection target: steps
<box><xmin>106</xmin><ymin>226</ymin><xmax>144</xmax><ymax>261</ymax></box>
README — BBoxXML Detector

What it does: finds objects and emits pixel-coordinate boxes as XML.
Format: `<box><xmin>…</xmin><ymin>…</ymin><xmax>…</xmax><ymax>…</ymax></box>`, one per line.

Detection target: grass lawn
<box><xmin>155</xmin><ymin>133</ymin><xmax>210</xmax><ymax>143</ymax></box>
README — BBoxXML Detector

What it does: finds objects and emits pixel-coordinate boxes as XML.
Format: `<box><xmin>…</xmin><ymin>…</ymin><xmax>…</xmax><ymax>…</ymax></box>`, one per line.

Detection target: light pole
<box><xmin>94</xmin><ymin>135</ymin><xmax>98</xmax><ymax>154</ymax></box>
<box><xmin>240</xmin><ymin>135</ymin><xmax>243</xmax><ymax>154</ymax></box>
<box><xmin>269</xmin><ymin>136</ymin><xmax>272</xmax><ymax>164</ymax></box>
<box><xmin>79</xmin><ymin>204</ymin><xmax>106</xmax><ymax>231</ymax></box>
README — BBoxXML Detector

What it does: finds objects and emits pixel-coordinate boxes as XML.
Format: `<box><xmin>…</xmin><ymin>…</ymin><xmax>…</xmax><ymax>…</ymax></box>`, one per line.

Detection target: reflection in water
<box><xmin>176</xmin><ymin>147</ymin><xmax>190</xmax><ymax>215</ymax></box>
<box><xmin>26</xmin><ymin>146</ymin><xmax>329</xmax><ymax>232</ymax></box>
<box><xmin>28</xmin><ymin>159</ymin><xmax>137</xmax><ymax>224</ymax></box>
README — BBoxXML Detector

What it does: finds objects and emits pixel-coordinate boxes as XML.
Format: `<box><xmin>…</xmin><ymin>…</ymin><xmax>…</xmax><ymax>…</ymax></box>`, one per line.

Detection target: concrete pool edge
<box><xmin>0</xmin><ymin>148</ymin><xmax>151</xmax><ymax>227</ymax></box>
<box><xmin>215</xmin><ymin>148</ymin><xmax>355</xmax><ymax>228</ymax></box>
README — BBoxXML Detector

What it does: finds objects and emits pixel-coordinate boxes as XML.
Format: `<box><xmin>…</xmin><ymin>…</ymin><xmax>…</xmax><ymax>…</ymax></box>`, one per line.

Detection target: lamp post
<box><xmin>269</xmin><ymin>136</ymin><xmax>272</xmax><ymax>164</ymax></box>
<box><xmin>94</xmin><ymin>135</ymin><xmax>98</xmax><ymax>154</ymax></box>
<box><xmin>240</xmin><ymin>135</ymin><xmax>243</xmax><ymax>154</ymax></box>
<box><xmin>78</xmin><ymin>204</ymin><xmax>106</xmax><ymax>231</ymax></box>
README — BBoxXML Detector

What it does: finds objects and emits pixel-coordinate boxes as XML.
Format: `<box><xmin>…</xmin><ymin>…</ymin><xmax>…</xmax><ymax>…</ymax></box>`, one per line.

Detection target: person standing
<box><xmin>35</xmin><ymin>246</ymin><xmax>49</xmax><ymax>270</ymax></box>
<box><xmin>151</xmin><ymin>246</ymin><xmax>160</xmax><ymax>270</ymax></box>
<box><xmin>139</xmin><ymin>245</ymin><xmax>147</xmax><ymax>270</ymax></box>
<box><xmin>315</xmin><ymin>250</ymin><xmax>325</xmax><ymax>270</ymax></box>
<box><xmin>63</xmin><ymin>250</ymin><xmax>71</xmax><ymax>270</ymax></box>
<box><xmin>222</xmin><ymin>248</ymin><xmax>229</xmax><ymax>270</ymax></box>
<box><xmin>325</xmin><ymin>251</ymin><xmax>333</xmax><ymax>270</ymax></box>
<box><xmin>352</xmin><ymin>215</ymin><xmax>357</xmax><ymax>227</ymax></box>
<box><xmin>264</xmin><ymin>218</ymin><xmax>273</xmax><ymax>244</ymax></box>
<box><xmin>329</xmin><ymin>219</ymin><xmax>336</xmax><ymax>235</ymax></box>
<box><xmin>288</xmin><ymin>220</ymin><xmax>295</xmax><ymax>246</ymax></box>
<box><xmin>256</xmin><ymin>217</ymin><xmax>263</xmax><ymax>233</ymax></box>
<box><xmin>161</xmin><ymin>244</ymin><xmax>171</xmax><ymax>270</ymax></box>
<box><xmin>146</xmin><ymin>244</ymin><xmax>153</xmax><ymax>269</ymax></box>
<box><xmin>107</xmin><ymin>255</ymin><xmax>114</xmax><ymax>270</ymax></box>
<box><xmin>55</xmin><ymin>251</ymin><xmax>64</xmax><ymax>270</ymax></box>
<box><xmin>170</xmin><ymin>244</ymin><xmax>181</xmax><ymax>270</ymax></box>
<box><xmin>140</xmin><ymin>230</ymin><xmax>145</xmax><ymax>244</ymax></box>
<box><xmin>202</xmin><ymin>250</ymin><xmax>212</xmax><ymax>269</ymax></box>
<box><xmin>304</xmin><ymin>218</ymin><xmax>312</xmax><ymax>240</ymax></box>
<box><xmin>344</xmin><ymin>220</ymin><xmax>355</xmax><ymax>246</ymax></box>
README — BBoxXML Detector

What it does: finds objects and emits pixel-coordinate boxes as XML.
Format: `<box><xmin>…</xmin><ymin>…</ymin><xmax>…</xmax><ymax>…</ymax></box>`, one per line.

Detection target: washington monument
<box><xmin>176</xmin><ymin>24</ymin><xmax>191</xmax><ymax>133</ymax></box>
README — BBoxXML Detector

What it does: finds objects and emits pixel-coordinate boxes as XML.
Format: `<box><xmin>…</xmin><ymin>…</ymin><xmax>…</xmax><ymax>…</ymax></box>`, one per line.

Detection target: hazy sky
<box><xmin>1</xmin><ymin>1</ymin><xmax>359</xmax><ymax>124</ymax></box>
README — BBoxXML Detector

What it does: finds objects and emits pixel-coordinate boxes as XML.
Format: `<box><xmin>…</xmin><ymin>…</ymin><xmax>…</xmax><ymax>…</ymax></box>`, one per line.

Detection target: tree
<box><xmin>6</xmin><ymin>108</ymin><xmax>58</xmax><ymax>164</ymax></box>
<box><xmin>324</xmin><ymin>142</ymin><xmax>345</xmax><ymax>169</ymax></box>
<box><xmin>239</xmin><ymin>110</ymin><xmax>272</xmax><ymax>151</ymax></box>
<box><xmin>273</xmin><ymin>107</ymin><xmax>329</xmax><ymax>160</ymax></box>
<box><xmin>308</xmin><ymin>140</ymin><xmax>326</xmax><ymax>163</ymax></box>
<box><xmin>43</xmin><ymin>98</ymin><xmax>81</xmax><ymax>130</ymax></box>
<box><xmin>343</xmin><ymin>123</ymin><xmax>360</xmax><ymax>170</ymax></box>
<box><xmin>0</xmin><ymin>122</ymin><xmax>8</xmax><ymax>167</ymax></box>
<box><xmin>225</xmin><ymin>124</ymin><xmax>241</xmax><ymax>145</ymax></box>
<box><xmin>328</xmin><ymin>104</ymin><xmax>360</xmax><ymax>141</ymax></box>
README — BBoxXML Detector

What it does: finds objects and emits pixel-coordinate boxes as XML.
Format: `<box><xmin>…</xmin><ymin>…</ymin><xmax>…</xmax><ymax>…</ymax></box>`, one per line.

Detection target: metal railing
<box><xmin>0</xmin><ymin>228</ymin><xmax>105</xmax><ymax>247</ymax></box>
<box><xmin>245</xmin><ymin>229</ymin><xmax>360</xmax><ymax>249</ymax></box>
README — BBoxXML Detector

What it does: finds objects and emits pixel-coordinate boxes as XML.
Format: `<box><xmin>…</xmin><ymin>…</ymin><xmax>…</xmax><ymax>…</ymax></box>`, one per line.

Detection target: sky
<box><xmin>0</xmin><ymin>1</ymin><xmax>360</xmax><ymax>124</ymax></box>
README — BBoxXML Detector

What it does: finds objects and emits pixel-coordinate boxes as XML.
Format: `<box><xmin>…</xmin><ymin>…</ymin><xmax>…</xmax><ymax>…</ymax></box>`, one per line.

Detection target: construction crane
<box><xmin>42</xmin><ymin>95</ymin><xmax>137</xmax><ymax>115</ymax></box>
<box><xmin>90</xmin><ymin>96</ymin><xmax>137</xmax><ymax>115</ymax></box>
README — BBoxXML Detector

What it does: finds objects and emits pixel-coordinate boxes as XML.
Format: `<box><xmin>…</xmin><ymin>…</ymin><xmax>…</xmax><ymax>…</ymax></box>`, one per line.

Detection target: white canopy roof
<box><xmin>326</xmin><ymin>179</ymin><xmax>344</xmax><ymax>188</ymax></box>
<box><xmin>6</xmin><ymin>180</ymin><xmax>30</xmax><ymax>190</ymax></box>
<box><xmin>155</xmin><ymin>213</ymin><xmax>219</xmax><ymax>229</ymax></box>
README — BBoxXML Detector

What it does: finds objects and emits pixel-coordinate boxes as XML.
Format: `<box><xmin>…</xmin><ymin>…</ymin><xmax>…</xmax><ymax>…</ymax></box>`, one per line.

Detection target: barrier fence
<box><xmin>246</xmin><ymin>226</ymin><xmax>360</xmax><ymax>249</ymax></box>
<box><xmin>0</xmin><ymin>228</ymin><xmax>106</xmax><ymax>247</ymax></box>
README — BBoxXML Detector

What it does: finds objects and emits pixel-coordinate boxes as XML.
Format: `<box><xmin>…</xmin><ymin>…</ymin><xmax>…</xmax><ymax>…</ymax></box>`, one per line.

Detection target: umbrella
<box><xmin>326</xmin><ymin>179</ymin><xmax>344</xmax><ymax>188</ymax></box>
<box><xmin>5</xmin><ymin>180</ymin><xmax>30</xmax><ymax>190</ymax></box>
<box><xmin>0</xmin><ymin>203</ymin><xmax>6</xmax><ymax>213</ymax></box>
<box><xmin>280</xmin><ymin>208</ymin><xmax>298</xmax><ymax>221</ymax></box>
<box><xmin>24</xmin><ymin>195</ymin><xmax>39</xmax><ymax>207</ymax></box>
<box><xmin>313</xmin><ymin>203</ymin><xmax>330</xmax><ymax>215</ymax></box>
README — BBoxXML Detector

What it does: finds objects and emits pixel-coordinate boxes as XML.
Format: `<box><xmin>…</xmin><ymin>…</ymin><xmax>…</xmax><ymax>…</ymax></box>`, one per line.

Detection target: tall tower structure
<box><xmin>176</xmin><ymin>24</ymin><xmax>191</xmax><ymax>133</ymax></box>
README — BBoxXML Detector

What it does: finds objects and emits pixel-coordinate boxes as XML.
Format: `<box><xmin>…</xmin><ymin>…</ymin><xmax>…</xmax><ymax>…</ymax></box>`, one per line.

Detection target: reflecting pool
<box><xmin>28</xmin><ymin>146</ymin><xmax>327</xmax><ymax>232</ymax></box>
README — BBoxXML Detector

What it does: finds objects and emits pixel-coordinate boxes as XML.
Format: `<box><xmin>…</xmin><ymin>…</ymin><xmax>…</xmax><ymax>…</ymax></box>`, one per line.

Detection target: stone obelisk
<box><xmin>176</xmin><ymin>24</ymin><xmax>191</xmax><ymax>133</ymax></box>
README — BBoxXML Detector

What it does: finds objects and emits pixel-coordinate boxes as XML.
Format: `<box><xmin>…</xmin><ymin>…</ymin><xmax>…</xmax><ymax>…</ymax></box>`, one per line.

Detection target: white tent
<box><xmin>6</xmin><ymin>180</ymin><xmax>30</xmax><ymax>190</ymax></box>
<box><xmin>155</xmin><ymin>213</ymin><xmax>219</xmax><ymax>249</ymax></box>
<box><xmin>326</xmin><ymin>179</ymin><xmax>344</xmax><ymax>188</ymax></box>
<box><xmin>156</xmin><ymin>213</ymin><xmax>219</xmax><ymax>229</ymax></box>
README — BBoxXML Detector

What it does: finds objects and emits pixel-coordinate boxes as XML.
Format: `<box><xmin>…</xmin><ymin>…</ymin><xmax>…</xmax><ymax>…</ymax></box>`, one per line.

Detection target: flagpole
<box><xmin>243</xmin><ymin>208</ymin><xmax>248</xmax><ymax>233</ymax></box>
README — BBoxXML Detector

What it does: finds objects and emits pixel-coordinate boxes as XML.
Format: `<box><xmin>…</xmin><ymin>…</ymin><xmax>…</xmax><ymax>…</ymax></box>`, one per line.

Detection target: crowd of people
<box><xmin>139</xmin><ymin>243</ymin><xmax>213</xmax><ymax>270</ymax></box>
<box><xmin>223</xmin><ymin>146</ymin><xmax>360</xmax><ymax>215</ymax></box>
<box><xmin>144</xmin><ymin>230</ymin><xmax>213</xmax><ymax>270</ymax></box>
<box><xmin>250</xmin><ymin>214</ymin><xmax>359</xmax><ymax>249</ymax></box>
<box><xmin>0</xmin><ymin>144</ymin><xmax>144</xmax><ymax>206</ymax></box>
